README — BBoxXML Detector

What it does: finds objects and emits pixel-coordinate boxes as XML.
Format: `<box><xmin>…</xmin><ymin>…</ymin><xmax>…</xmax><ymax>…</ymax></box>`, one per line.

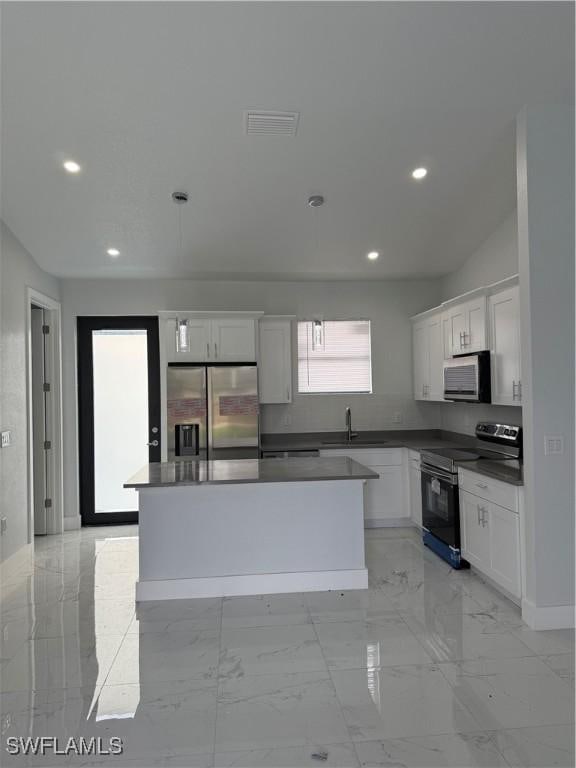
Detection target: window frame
<box><xmin>296</xmin><ymin>318</ymin><xmax>373</xmax><ymax>395</ymax></box>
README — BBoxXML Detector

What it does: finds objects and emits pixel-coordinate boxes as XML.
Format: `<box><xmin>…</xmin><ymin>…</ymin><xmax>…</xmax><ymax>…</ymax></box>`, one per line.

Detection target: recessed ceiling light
<box><xmin>63</xmin><ymin>160</ymin><xmax>81</xmax><ymax>174</ymax></box>
<box><xmin>367</xmin><ymin>251</ymin><xmax>380</xmax><ymax>261</ymax></box>
<box><xmin>107</xmin><ymin>248</ymin><xmax>120</xmax><ymax>257</ymax></box>
<box><xmin>411</xmin><ymin>167</ymin><xmax>428</xmax><ymax>180</ymax></box>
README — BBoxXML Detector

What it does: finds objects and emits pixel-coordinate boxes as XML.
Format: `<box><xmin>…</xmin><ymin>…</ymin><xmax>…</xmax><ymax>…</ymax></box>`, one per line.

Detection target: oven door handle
<box><xmin>419</xmin><ymin>464</ymin><xmax>458</xmax><ymax>485</ymax></box>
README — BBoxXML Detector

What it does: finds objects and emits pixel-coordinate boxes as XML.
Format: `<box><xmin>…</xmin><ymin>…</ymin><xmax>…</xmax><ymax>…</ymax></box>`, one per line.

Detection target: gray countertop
<box><xmin>261</xmin><ymin>429</ymin><xmax>524</xmax><ymax>486</ymax></box>
<box><xmin>457</xmin><ymin>458</ymin><xmax>524</xmax><ymax>486</ymax></box>
<box><xmin>125</xmin><ymin>456</ymin><xmax>379</xmax><ymax>489</ymax></box>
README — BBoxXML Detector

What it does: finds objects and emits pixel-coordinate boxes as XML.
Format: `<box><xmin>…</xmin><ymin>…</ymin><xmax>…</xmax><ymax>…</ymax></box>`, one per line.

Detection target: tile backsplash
<box><xmin>437</xmin><ymin>402</ymin><xmax>522</xmax><ymax>436</ymax></box>
<box><xmin>261</xmin><ymin>397</ymin><xmax>522</xmax><ymax>437</ymax></box>
<box><xmin>261</xmin><ymin>396</ymin><xmax>441</xmax><ymax>434</ymax></box>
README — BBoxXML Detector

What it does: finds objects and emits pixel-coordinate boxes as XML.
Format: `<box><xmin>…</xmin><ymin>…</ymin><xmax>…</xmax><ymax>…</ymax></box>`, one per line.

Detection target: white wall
<box><xmin>60</xmin><ymin>277</ymin><xmax>442</xmax><ymax>521</ymax></box>
<box><xmin>441</xmin><ymin>211</ymin><xmax>518</xmax><ymax>300</ymax></box>
<box><xmin>517</xmin><ymin>105</ymin><xmax>574</xmax><ymax>623</ymax></box>
<box><xmin>435</xmin><ymin>209</ymin><xmax>522</xmax><ymax>435</ymax></box>
<box><xmin>0</xmin><ymin>221</ymin><xmax>61</xmax><ymax>563</ymax></box>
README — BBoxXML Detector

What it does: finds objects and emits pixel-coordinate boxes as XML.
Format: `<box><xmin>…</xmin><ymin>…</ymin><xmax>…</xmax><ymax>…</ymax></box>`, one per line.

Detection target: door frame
<box><xmin>26</xmin><ymin>288</ymin><xmax>64</xmax><ymax>537</ymax></box>
<box><xmin>77</xmin><ymin>316</ymin><xmax>160</xmax><ymax>525</ymax></box>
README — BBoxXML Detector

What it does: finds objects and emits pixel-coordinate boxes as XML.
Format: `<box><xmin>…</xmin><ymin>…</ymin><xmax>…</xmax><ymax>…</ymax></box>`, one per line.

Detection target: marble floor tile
<box><xmin>401</xmin><ymin>611</ymin><xmax>537</xmax><ymax>662</ymax></box>
<box><xmin>130</xmin><ymin>598</ymin><xmax>222</xmax><ymax>633</ymax></box>
<box><xmin>215</xmin><ymin>672</ymin><xmax>349</xmax><ymax>752</ymax></box>
<box><xmin>330</xmin><ymin>664</ymin><xmax>481</xmax><ymax>741</ymax></box>
<box><xmin>369</xmin><ymin>575</ymin><xmax>482</xmax><ymax>616</ymax></box>
<box><xmin>540</xmin><ymin>653</ymin><xmax>575</xmax><ymax>685</ymax></box>
<box><xmin>439</xmin><ymin>656</ymin><xmax>575</xmax><ymax>730</ymax></box>
<box><xmin>106</xmin><ymin>630</ymin><xmax>219</xmax><ymax>685</ymax></box>
<box><xmin>314</xmin><ymin>617</ymin><xmax>434</xmax><ymax>670</ymax></box>
<box><xmin>75</xmin><ymin>679</ymin><xmax>218</xmax><ymax>759</ymax></box>
<box><xmin>219</xmin><ymin>624</ymin><xmax>327</xmax><ymax>678</ymax></box>
<box><xmin>0</xmin><ymin>687</ymin><xmax>98</xmax><ymax>767</ymax></box>
<box><xmin>509</xmin><ymin>626</ymin><xmax>575</xmax><ymax>656</ymax></box>
<box><xmin>31</xmin><ymin>598</ymin><xmax>135</xmax><ymax>639</ymax></box>
<box><xmin>492</xmin><ymin>724</ymin><xmax>575</xmax><ymax>767</ymax></box>
<box><xmin>214</xmin><ymin>743</ymin><xmax>359</xmax><ymax>767</ymax></box>
<box><xmin>353</xmin><ymin>732</ymin><xmax>509</xmax><ymax>767</ymax></box>
<box><xmin>0</xmin><ymin>635</ymin><xmax>124</xmax><ymax>692</ymax></box>
<box><xmin>305</xmin><ymin>590</ymin><xmax>396</xmax><ymax>624</ymax></box>
<box><xmin>221</xmin><ymin>594</ymin><xmax>311</xmax><ymax>628</ymax></box>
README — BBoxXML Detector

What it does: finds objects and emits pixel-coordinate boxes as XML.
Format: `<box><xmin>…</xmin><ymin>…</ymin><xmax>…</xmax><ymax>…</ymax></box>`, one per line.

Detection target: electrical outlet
<box><xmin>0</xmin><ymin>518</ymin><xmax>7</xmax><ymax>535</ymax></box>
<box><xmin>544</xmin><ymin>435</ymin><xmax>564</xmax><ymax>456</ymax></box>
<box><xmin>283</xmin><ymin>413</ymin><xmax>292</xmax><ymax>427</ymax></box>
<box><xmin>1</xmin><ymin>431</ymin><xmax>11</xmax><ymax>448</ymax></box>
<box><xmin>392</xmin><ymin>412</ymin><xmax>403</xmax><ymax>424</ymax></box>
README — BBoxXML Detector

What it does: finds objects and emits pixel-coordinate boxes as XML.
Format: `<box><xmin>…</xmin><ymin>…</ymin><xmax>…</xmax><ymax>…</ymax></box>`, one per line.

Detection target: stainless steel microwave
<box><xmin>443</xmin><ymin>351</ymin><xmax>491</xmax><ymax>403</ymax></box>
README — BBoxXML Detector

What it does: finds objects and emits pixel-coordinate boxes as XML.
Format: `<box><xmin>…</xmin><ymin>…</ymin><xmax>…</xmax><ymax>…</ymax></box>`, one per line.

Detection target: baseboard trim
<box><xmin>136</xmin><ymin>568</ymin><xmax>368</xmax><ymax>601</ymax></box>
<box><xmin>0</xmin><ymin>542</ymin><xmax>33</xmax><ymax>581</ymax></box>
<box><xmin>521</xmin><ymin>598</ymin><xmax>575</xmax><ymax>630</ymax></box>
<box><xmin>365</xmin><ymin>518</ymin><xmax>412</xmax><ymax>528</ymax></box>
<box><xmin>64</xmin><ymin>516</ymin><xmax>82</xmax><ymax>531</ymax></box>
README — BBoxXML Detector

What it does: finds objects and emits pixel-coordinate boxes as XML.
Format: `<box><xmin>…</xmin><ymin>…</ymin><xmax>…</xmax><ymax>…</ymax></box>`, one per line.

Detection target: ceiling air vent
<box><xmin>244</xmin><ymin>110</ymin><xmax>300</xmax><ymax>137</ymax></box>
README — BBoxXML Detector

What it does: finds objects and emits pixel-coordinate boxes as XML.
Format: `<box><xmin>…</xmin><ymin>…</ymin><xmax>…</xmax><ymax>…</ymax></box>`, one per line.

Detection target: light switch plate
<box><xmin>1</xmin><ymin>431</ymin><xmax>11</xmax><ymax>448</ymax></box>
<box><xmin>544</xmin><ymin>435</ymin><xmax>564</xmax><ymax>456</ymax></box>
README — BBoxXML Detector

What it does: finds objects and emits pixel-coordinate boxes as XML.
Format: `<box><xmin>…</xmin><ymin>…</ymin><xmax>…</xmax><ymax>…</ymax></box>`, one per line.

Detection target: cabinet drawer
<box><xmin>323</xmin><ymin>448</ymin><xmax>403</xmax><ymax>466</ymax></box>
<box><xmin>458</xmin><ymin>468</ymin><xmax>518</xmax><ymax>512</ymax></box>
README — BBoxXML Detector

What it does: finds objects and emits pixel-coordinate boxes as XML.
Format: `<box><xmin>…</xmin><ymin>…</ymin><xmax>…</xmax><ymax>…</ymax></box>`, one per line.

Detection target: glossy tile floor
<box><xmin>1</xmin><ymin>526</ymin><xmax>574</xmax><ymax>767</ymax></box>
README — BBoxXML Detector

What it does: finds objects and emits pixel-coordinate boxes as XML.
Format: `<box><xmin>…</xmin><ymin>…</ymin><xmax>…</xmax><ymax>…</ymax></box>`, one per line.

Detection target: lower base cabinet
<box><xmin>460</xmin><ymin>488</ymin><xmax>521</xmax><ymax>598</ymax></box>
<box><xmin>319</xmin><ymin>448</ymin><xmax>408</xmax><ymax>526</ymax></box>
<box><xmin>408</xmin><ymin>451</ymin><xmax>422</xmax><ymax>528</ymax></box>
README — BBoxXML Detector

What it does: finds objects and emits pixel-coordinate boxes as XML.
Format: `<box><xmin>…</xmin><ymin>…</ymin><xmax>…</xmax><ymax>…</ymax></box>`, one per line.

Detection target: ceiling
<box><xmin>1</xmin><ymin>2</ymin><xmax>573</xmax><ymax>281</ymax></box>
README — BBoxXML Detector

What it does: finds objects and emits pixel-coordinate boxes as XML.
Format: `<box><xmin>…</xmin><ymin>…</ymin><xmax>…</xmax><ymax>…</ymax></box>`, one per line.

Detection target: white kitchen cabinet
<box><xmin>460</xmin><ymin>474</ymin><xmax>522</xmax><ymax>600</ymax></box>
<box><xmin>412</xmin><ymin>312</ymin><xmax>444</xmax><ymax>401</ymax></box>
<box><xmin>408</xmin><ymin>452</ymin><xmax>422</xmax><ymax>528</ymax></box>
<box><xmin>160</xmin><ymin>313</ymin><xmax>259</xmax><ymax>363</ymax></box>
<box><xmin>211</xmin><ymin>317</ymin><xmax>256</xmax><ymax>361</ymax></box>
<box><xmin>319</xmin><ymin>448</ymin><xmax>407</xmax><ymax>526</ymax></box>
<box><xmin>488</xmin><ymin>284</ymin><xmax>522</xmax><ymax>405</ymax></box>
<box><xmin>444</xmin><ymin>295</ymin><xmax>487</xmax><ymax>356</ymax></box>
<box><xmin>258</xmin><ymin>318</ymin><xmax>293</xmax><ymax>404</ymax></box>
<box><xmin>460</xmin><ymin>489</ymin><xmax>491</xmax><ymax>570</ymax></box>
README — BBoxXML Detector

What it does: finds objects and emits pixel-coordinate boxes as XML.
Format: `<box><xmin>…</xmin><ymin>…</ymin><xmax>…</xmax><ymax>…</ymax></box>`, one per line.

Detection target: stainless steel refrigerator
<box><xmin>167</xmin><ymin>364</ymin><xmax>259</xmax><ymax>461</ymax></box>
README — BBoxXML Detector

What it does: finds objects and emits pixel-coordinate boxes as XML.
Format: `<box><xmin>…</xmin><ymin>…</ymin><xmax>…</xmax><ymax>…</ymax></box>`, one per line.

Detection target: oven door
<box><xmin>421</xmin><ymin>463</ymin><xmax>460</xmax><ymax>549</ymax></box>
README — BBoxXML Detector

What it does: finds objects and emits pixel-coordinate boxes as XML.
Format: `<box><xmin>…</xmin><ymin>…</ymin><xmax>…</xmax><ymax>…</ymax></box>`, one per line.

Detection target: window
<box><xmin>297</xmin><ymin>320</ymin><xmax>372</xmax><ymax>394</ymax></box>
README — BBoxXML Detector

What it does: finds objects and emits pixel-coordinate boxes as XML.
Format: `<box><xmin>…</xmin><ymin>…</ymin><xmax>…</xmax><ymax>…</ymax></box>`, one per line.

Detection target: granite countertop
<box><xmin>457</xmin><ymin>458</ymin><xmax>524</xmax><ymax>486</ymax></box>
<box><xmin>125</xmin><ymin>456</ymin><xmax>379</xmax><ymax>489</ymax></box>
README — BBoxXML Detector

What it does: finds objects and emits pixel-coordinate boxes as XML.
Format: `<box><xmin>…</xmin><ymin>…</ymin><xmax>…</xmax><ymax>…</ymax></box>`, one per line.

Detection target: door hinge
<box><xmin>43</xmin><ymin>382</ymin><xmax>51</xmax><ymax>392</ymax></box>
<box><xmin>43</xmin><ymin>440</ymin><xmax>52</xmax><ymax>450</ymax></box>
<box><xmin>44</xmin><ymin>498</ymin><xmax>52</xmax><ymax>509</ymax></box>
<box><xmin>42</xmin><ymin>324</ymin><xmax>50</xmax><ymax>335</ymax></box>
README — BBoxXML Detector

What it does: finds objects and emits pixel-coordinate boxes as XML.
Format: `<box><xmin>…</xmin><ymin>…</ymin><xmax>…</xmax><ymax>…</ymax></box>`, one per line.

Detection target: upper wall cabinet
<box><xmin>443</xmin><ymin>295</ymin><xmax>487</xmax><ymax>356</ymax></box>
<box><xmin>412</xmin><ymin>312</ymin><xmax>444</xmax><ymax>401</ymax></box>
<box><xmin>160</xmin><ymin>312</ymin><xmax>260</xmax><ymax>363</ymax></box>
<box><xmin>258</xmin><ymin>317</ymin><xmax>293</xmax><ymax>404</ymax></box>
<box><xmin>488</xmin><ymin>283</ymin><xmax>521</xmax><ymax>405</ymax></box>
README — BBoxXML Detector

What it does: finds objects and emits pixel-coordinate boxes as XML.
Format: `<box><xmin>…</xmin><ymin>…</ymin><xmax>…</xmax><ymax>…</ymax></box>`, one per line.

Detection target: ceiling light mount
<box><xmin>367</xmin><ymin>251</ymin><xmax>380</xmax><ymax>261</ymax></box>
<box><xmin>107</xmin><ymin>248</ymin><xmax>120</xmax><ymax>257</ymax></box>
<box><xmin>308</xmin><ymin>195</ymin><xmax>324</xmax><ymax>208</ymax></box>
<box><xmin>63</xmin><ymin>160</ymin><xmax>81</xmax><ymax>174</ymax></box>
<box><xmin>172</xmin><ymin>191</ymin><xmax>189</xmax><ymax>204</ymax></box>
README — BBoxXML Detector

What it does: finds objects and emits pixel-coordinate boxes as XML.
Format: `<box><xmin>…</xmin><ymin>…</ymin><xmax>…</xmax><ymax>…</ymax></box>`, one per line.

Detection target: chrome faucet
<box><xmin>345</xmin><ymin>407</ymin><xmax>358</xmax><ymax>442</ymax></box>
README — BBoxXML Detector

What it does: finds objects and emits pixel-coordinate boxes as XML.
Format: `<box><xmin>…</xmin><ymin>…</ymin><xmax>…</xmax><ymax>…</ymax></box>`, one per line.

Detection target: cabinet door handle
<box><xmin>286</xmin><ymin>386</ymin><xmax>290</xmax><ymax>401</ymax></box>
<box><xmin>482</xmin><ymin>508</ymin><xmax>488</xmax><ymax>528</ymax></box>
<box><xmin>214</xmin><ymin>342</ymin><xmax>218</xmax><ymax>358</ymax></box>
<box><xmin>512</xmin><ymin>380</ymin><xmax>517</xmax><ymax>400</ymax></box>
<box><xmin>206</xmin><ymin>342</ymin><xmax>210</xmax><ymax>358</ymax></box>
<box><xmin>517</xmin><ymin>380</ymin><xmax>522</xmax><ymax>401</ymax></box>
<box><xmin>476</xmin><ymin>482</ymin><xmax>488</xmax><ymax>490</ymax></box>
<box><xmin>477</xmin><ymin>505</ymin><xmax>481</xmax><ymax>525</ymax></box>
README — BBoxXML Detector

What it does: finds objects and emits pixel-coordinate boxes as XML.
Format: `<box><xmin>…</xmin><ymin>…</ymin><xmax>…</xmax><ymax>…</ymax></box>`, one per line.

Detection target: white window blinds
<box><xmin>297</xmin><ymin>320</ymin><xmax>372</xmax><ymax>394</ymax></box>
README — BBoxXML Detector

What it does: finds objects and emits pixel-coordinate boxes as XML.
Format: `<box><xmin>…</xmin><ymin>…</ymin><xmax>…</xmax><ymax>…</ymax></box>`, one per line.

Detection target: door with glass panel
<box><xmin>77</xmin><ymin>317</ymin><xmax>160</xmax><ymax>524</ymax></box>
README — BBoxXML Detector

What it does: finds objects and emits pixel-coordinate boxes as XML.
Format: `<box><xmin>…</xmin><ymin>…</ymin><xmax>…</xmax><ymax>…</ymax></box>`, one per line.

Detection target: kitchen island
<box><xmin>125</xmin><ymin>456</ymin><xmax>377</xmax><ymax>601</ymax></box>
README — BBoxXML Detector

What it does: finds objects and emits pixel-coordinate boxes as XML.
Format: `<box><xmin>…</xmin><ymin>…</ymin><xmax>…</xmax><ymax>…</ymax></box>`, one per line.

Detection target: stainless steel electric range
<box><xmin>420</xmin><ymin>422</ymin><xmax>522</xmax><ymax>568</ymax></box>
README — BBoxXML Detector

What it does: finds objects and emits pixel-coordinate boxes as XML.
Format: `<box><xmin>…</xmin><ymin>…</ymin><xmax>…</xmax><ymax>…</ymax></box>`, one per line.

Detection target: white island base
<box><xmin>135</xmin><ymin>479</ymin><xmax>368</xmax><ymax>601</ymax></box>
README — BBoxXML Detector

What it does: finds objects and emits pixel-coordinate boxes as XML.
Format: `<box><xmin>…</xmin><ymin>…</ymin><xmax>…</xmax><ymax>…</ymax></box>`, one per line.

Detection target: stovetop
<box><xmin>421</xmin><ymin>446</ymin><xmax>517</xmax><ymax>474</ymax></box>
